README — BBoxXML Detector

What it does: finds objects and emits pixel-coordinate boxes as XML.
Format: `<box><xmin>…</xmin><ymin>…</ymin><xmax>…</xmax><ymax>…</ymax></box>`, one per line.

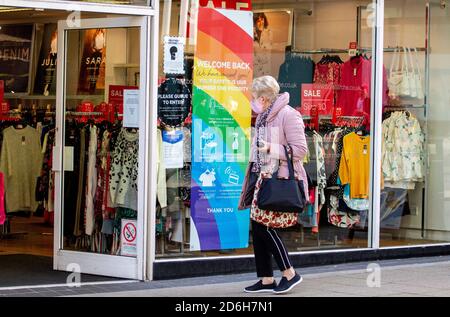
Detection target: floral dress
<box><xmin>250</xmin><ymin>172</ymin><xmax>298</xmax><ymax>229</ymax></box>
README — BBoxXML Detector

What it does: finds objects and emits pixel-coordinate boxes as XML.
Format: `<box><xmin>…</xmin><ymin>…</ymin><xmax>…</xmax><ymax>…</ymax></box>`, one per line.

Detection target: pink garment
<box><xmin>239</xmin><ymin>92</ymin><xmax>309</xmax><ymax>210</ymax></box>
<box><xmin>0</xmin><ymin>172</ymin><xmax>5</xmax><ymax>225</ymax></box>
<box><xmin>336</xmin><ymin>57</ymin><xmax>388</xmax><ymax>116</ymax></box>
<box><xmin>308</xmin><ymin>187</ymin><xmax>315</xmax><ymax>204</ymax></box>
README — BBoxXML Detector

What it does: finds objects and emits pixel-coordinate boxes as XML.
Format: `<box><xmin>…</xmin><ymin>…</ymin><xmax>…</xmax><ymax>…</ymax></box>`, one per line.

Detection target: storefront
<box><xmin>0</xmin><ymin>0</ymin><xmax>157</xmax><ymax>281</ymax></box>
<box><xmin>152</xmin><ymin>0</ymin><xmax>450</xmax><ymax>279</ymax></box>
<box><xmin>0</xmin><ymin>0</ymin><xmax>449</xmax><ymax>284</ymax></box>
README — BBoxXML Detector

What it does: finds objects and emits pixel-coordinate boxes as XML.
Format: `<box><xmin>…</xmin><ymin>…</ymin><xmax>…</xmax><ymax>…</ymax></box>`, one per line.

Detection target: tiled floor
<box><xmin>1</xmin><ymin>255</ymin><xmax>450</xmax><ymax>297</ymax></box>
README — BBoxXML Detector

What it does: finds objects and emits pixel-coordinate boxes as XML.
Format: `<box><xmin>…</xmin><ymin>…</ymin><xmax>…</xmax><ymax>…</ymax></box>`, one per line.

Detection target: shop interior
<box><xmin>155</xmin><ymin>0</ymin><xmax>450</xmax><ymax>259</ymax></box>
<box><xmin>0</xmin><ymin>7</ymin><xmax>141</xmax><ymax>262</ymax></box>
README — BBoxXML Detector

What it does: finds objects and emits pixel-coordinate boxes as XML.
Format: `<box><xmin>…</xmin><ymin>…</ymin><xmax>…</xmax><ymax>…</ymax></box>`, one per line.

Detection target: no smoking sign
<box><xmin>121</xmin><ymin>219</ymin><xmax>137</xmax><ymax>257</ymax></box>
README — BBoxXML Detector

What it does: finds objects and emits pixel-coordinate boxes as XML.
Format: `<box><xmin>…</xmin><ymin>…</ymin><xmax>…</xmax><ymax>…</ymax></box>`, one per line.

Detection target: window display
<box><xmin>0</xmin><ymin>22</ymin><xmax>144</xmax><ymax>258</ymax></box>
<box><xmin>379</xmin><ymin>0</ymin><xmax>450</xmax><ymax>246</ymax></box>
<box><xmin>156</xmin><ymin>0</ymin><xmax>377</xmax><ymax>258</ymax></box>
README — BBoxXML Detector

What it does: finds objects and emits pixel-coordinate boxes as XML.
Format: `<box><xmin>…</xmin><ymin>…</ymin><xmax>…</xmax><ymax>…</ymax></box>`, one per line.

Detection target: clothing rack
<box><xmin>384</xmin><ymin>104</ymin><xmax>426</xmax><ymax>111</ymax></box>
<box><xmin>66</xmin><ymin>111</ymin><xmax>104</xmax><ymax>116</ymax></box>
<box><xmin>291</xmin><ymin>47</ymin><xmax>426</xmax><ymax>55</ymax></box>
<box><xmin>291</xmin><ymin>48</ymin><xmax>348</xmax><ymax>55</ymax></box>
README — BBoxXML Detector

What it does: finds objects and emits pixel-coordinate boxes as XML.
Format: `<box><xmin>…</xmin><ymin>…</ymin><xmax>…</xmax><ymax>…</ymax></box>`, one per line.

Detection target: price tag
<box><xmin>349</xmin><ymin>41</ymin><xmax>358</xmax><ymax>57</ymax></box>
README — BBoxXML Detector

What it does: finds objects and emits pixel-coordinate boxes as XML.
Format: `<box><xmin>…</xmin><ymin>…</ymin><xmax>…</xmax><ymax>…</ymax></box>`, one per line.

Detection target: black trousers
<box><xmin>251</xmin><ymin>220</ymin><xmax>292</xmax><ymax>277</ymax></box>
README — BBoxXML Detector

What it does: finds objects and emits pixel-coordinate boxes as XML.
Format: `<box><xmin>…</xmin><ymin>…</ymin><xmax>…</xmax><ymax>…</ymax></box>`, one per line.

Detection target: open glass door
<box><xmin>53</xmin><ymin>17</ymin><xmax>149</xmax><ymax>280</ymax></box>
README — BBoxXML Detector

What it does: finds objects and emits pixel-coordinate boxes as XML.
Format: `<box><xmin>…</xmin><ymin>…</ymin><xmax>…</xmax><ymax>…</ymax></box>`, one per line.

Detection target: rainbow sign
<box><xmin>190</xmin><ymin>8</ymin><xmax>253</xmax><ymax>251</ymax></box>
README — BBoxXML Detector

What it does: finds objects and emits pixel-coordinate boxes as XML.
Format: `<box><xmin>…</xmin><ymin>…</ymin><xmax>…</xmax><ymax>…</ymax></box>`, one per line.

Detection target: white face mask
<box><xmin>251</xmin><ymin>98</ymin><xmax>265</xmax><ymax>114</ymax></box>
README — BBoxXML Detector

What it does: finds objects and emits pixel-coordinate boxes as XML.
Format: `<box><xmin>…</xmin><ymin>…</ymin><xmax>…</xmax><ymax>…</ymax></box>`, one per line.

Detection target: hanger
<box><xmin>126</xmin><ymin>127</ymin><xmax>138</xmax><ymax>134</ymax></box>
<box><xmin>14</xmin><ymin>117</ymin><xmax>27</xmax><ymax>130</ymax></box>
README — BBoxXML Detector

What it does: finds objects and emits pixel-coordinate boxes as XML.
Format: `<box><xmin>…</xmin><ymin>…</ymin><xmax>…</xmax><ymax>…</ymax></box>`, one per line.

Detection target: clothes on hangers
<box><xmin>0</xmin><ymin>172</ymin><xmax>5</xmax><ymax>225</ymax></box>
<box><xmin>0</xmin><ymin>126</ymin><xmax>42</xmax><ymax>213</ymax></box>
<box><xmin>339</xmin><ymin>132</ymin><xmax>371</xmax><ymax>199</ymax></box>
<box><xmin>156</xmin><ymin>129</ymin><xmax>167</xmax><ymax>209</ymax></box>
<box><xmin>336</xmin><ymin>55</ymin><xmax>389</xmax><ymax>117</ymax></box>
<box><xmin>382</xmin><ymin>111</ymin><xmax>425</xmax><ymax>189</ymax></box>
<box><xmin>278</xmin><ymin>52</ymin><xmax>315</xmax><ymax>108</ymax></box>
<box><xmin>109</xmin><ymin>128</ymin><xmax>139</xmax><ymax>211</ymax></box>
<box><xmin>85</xmin><ymin>125</ymin><xmax>98</xmax><ymax>235</ymax></box>
<box><xmin>313</xmin><ymin>55</ymin><xmax>342</xmax><ymax>86</ymax></box>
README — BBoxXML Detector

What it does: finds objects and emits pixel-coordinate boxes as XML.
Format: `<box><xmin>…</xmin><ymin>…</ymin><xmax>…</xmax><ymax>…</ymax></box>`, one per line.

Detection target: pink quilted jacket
<box><xmin>238</xmin><ymin>92</ymin><xmax>308</xmax><ymax>210</ymax></box>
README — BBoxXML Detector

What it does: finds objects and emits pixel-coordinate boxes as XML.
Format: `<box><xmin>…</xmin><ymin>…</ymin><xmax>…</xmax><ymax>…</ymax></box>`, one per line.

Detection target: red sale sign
<box><xmin>300</xmin><ymin>84</ymin><xmax>334</xmax><ymax>116</ymax></box>
<box><xmin>199</xmin><ymin>0</ymin><xmax>252</xmax><ymax>10</ymax></box>
<box><xmin>109</xmin><ymin>85</ymin><xmax>138</xmax><ymax>120</ymax></box>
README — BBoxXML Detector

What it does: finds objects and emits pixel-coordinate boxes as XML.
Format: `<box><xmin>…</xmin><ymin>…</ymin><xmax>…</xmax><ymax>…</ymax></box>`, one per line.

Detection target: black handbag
<box><xmin>257</xmin><ymin>146</ymin><xmax>307</xmax><ymax>213</ymax></box>
<box><xmin>243</xmin><ymin>164</ymin><xmax>258</xmax><ymax>207</ymax></box>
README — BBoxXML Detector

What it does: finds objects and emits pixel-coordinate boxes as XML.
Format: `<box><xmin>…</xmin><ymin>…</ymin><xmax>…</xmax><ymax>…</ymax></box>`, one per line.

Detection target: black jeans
<box><xmin>251</xmin><ymin>220</ymin><xmax>292</xmax><ymax>277</ymax></box>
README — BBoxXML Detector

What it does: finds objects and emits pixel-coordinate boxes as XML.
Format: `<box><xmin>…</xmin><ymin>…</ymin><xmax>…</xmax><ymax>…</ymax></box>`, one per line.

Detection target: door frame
<box><xmin>53</xmin><ymin>16</ymin><xmax>151</xmax><ymax>280</ymax></box>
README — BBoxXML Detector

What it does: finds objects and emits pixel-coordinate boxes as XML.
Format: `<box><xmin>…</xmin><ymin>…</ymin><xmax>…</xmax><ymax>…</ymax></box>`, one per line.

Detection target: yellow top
<box><xmin>339</xmin><ymin>132</ymin><xmax>370</xmax><ymax>199</ymax></box>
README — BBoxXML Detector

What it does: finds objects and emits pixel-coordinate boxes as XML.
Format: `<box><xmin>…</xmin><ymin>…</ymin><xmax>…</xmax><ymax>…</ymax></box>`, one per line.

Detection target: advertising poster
<box><xmin>34</xmin><ymin>24</ymin><xmax>58</xmax><ymax>96</ymax></box>
<box><xmin>253</xmin><ymin>10</ymin><xmax>292</xmax><ymax>79</ymax></box>
<box><xmin>77</xmin><ymin>28</ymin><xmax>106</xmax><ymax>94</ymax></box>
<box><xmin>190</xmin><ymin>8</ymin><xmax>253</xmax><ymax>251</ymax></box>
<box><xmin>164</xmin><ymin>36</ymin><xmax>185</xmax><ymax>75</ymax></box>
<box><xmin>0</xmin><ymin>24</ymin><xmax>34</xmax><ymax>93</ymax></box>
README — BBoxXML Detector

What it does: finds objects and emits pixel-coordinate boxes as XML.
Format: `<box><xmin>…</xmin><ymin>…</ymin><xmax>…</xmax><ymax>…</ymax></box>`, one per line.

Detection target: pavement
<box><xmin>1</xmin><ymin>255</ymin><xmax>450</xmax><ymax>297</ymax></box>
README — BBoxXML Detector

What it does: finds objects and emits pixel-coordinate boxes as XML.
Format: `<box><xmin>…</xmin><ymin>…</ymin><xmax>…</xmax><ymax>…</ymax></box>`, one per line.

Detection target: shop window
<box><xmin>156</xmin><ymin>0</ymin><xmax>382</xmax><ymax>258</ymax></box>
<box><xmin>380</xmin><ymin>0</ymin><xmax>450</xmax><ymax>247</ymax></box>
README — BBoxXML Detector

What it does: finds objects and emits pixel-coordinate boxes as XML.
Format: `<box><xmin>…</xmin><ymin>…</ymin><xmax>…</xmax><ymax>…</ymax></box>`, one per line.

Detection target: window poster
<box><xmin>0</xmin><ymin>24</ymin><xmax>34</xmax><ymax>93</ymax></box>
<box><xmin>77</xmin><ymin>28</ymin><xmax>106</xmax><ymax>94</ymax></box>
<box><xmin>190</xmin><ymin>8</ymin><xmax>253</xmax><ymax>251</ymax></box>
<box><xmin>34</xmin><ymin>24</ymin><xmax>57</xmax><ymax>96</ymax></box>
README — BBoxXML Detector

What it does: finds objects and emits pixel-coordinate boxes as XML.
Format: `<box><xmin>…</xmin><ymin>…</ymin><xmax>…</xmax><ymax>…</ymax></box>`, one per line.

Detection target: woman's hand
<box><xmin>257</xmin><ymin>140</ymin><xmax>270</xmax><ymax>153</ymax></box>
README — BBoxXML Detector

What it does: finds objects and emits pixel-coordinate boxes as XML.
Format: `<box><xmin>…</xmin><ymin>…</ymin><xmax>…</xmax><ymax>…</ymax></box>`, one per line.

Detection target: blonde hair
<box><xmin>252</xmin><ymin>76</ymin><xmax>280</xmax><ymax>103</ymax></box>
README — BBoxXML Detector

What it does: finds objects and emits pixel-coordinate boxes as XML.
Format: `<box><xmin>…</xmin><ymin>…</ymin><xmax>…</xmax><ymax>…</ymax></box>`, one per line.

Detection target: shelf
<box><xmin>292</xmin><ymin>47</ymin><xmax>427</xmax><ymax>55</ymax></box>
<box><xmin>385</xmin><ymin>104</ymin><xmax>426</xmax><ymax>109</ymax></box>
<box><xmin>113</xmin><ymin>63</ymin><xmax>140</xmax><ymax>68</ymax></box>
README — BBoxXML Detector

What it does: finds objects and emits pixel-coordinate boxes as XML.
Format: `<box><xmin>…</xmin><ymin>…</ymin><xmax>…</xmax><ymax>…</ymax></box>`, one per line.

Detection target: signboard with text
<box><xmin>0</xmin><ymin>24</ymin><xmax>34</xmax><ymax>93</ymax></box>
<box><xmin>199</xmin><ymin>0</ymin><xmax>252</xmax><ymax>10</ymax></box>
<box><xmin>190</xmin><ymin>8</ymin><xmax>253</xmax><ymax>251</ymax></box>
<box><xmin>108</xmin><ymin>85</ymin><xmax>138</xmax><ymax>120</ymax></box>
<box><xmin>300</xmin><ymin>84</ymin><xmax>334</xmax><ymax>116</ymax></box>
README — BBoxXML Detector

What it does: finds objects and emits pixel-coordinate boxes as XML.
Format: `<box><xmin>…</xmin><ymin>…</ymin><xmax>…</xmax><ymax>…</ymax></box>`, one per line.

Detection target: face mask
<box><xmin>251</xmin><ymin>98</ymin><xmax>265</xmax><ymax>114</ymax></box>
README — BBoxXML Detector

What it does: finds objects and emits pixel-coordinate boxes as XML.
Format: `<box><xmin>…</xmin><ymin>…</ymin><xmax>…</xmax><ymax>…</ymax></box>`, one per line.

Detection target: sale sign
<box><xmin>199</xmin><ymin>0</ymin><xmax>251</xmax><ymax>10</ymax></box>
<box><xmin>349</xmin><ymin>41</ymin><xmax>358</xmax><ymax>57</ymax></box>
<box><xmin>300</xmin><ymin>84</ymin><xmax>334</xmax><ymax>116</ymax></box>
<box><xmin>108</xmin><ymin>85</ymin><xmax>138</xmax><ymax>120</ymax></box>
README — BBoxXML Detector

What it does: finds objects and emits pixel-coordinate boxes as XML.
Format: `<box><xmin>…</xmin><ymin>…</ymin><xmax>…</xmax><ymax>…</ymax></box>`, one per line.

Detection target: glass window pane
<box><xmin>380</xmin><ymin>0</ymin><xmax>450</xmax><ymax>247</ymax></box>
<box><xmin>156</xmin><ymin>0</ymin><xmax>377</xmax><ymax>259</ymax></box>
<box><xmin>63</xmin><ymin>27</ymin><xmax>141</xmax><ymax>257</ymax></box>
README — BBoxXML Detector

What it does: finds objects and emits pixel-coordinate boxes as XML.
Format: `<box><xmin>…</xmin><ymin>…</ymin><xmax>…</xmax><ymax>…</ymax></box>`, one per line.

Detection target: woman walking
<box><xmin>239</xmin><ymin>76</ymin><xmax>308</xmax><ymax>294</ymax></box>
